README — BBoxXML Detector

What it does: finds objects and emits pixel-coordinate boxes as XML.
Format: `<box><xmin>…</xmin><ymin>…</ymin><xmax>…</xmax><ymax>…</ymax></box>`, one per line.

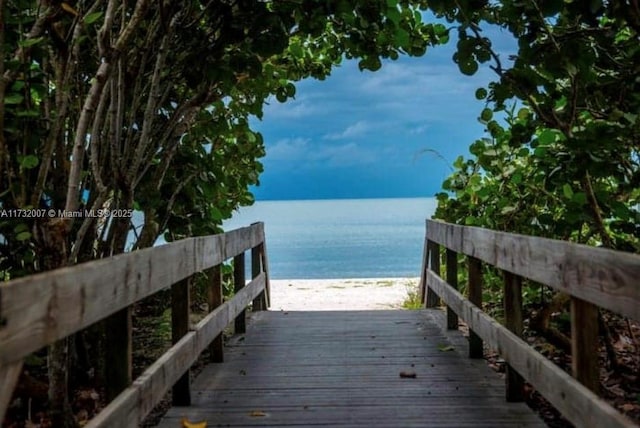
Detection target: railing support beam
<box><xmin>425</xmin><ymin>240</ymin><xmax>440</xmax><ymax>308</ymax></box>
<box><xmin>468</xmin><ymin>256</ymin><xmax>483</xmax><ymax>358</ymax></box>
<box><xmin>252</xmin><ymin>246</ymin><xmax>266</xmax><ymax>311</ymax></box>
<box><xmin>171</xmin><ymin>277</ymin><xmax>192</xmax><ymax>406</ymax></box>
<box><xmin>208</xmin><ymin>264</ymin><xmax>224</xmax><ymax>363</ymax></box>
<box><xmin>446</xmin><ymin>249</ymin><xmax>458</xmax><ymax>330</ymax></box>
<box><xmin>104</xmin><ymin>307</ymin><xmax>132</xmax><ymax>401</ymax></box>
<box><xmin>571</xmin><ymin>297</ymin><xmax>600</xmax><ymax>393</ymax></box>
<box><xmin>234</xmin><ymin>253</ymin><xmax>246</xmax><ymax>334</ymax></box>
<box><xmin>504</xmin><ymin>271</ymin><xmax>524</xmax><ymax>402</ymax></box>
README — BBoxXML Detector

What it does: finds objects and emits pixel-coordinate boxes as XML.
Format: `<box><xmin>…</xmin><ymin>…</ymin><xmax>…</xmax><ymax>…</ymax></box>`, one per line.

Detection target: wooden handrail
<box><xmin>0</xmin><ymin>222</ymin><xmax>270</xmax><ymax>426</ymax></box>
<box><xmin>421</xmin><ymin>219</ymin><xmax>640</xmax><ymax>428</ymax></box>
<box><xmin>425</xmin><ymin>219</ymin><xmax>640</xmax><ymax>319</ymax></box>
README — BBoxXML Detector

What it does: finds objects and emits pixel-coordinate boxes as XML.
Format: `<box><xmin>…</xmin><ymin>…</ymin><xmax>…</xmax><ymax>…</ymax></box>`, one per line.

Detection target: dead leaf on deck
<box><xmin>250</xmin><ymin>410</ymin><xmax>267</xmax><ymax>417</ymax></box>
<box><xmin>399</xmin><ymin>371</ymin><xmax>417</xmax><ymax>378</ymax></box>
<box><xmin>181</xmin><ymin>417</ymin><xmax>207</xmax><ymax>428</ymax></box>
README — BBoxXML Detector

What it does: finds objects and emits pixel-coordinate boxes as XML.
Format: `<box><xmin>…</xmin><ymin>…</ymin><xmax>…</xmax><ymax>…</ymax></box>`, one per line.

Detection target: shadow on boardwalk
<box><xmin>157</xmin><ymin>310</ymin><xmax>543</xmax><ymax>427</ymax></box>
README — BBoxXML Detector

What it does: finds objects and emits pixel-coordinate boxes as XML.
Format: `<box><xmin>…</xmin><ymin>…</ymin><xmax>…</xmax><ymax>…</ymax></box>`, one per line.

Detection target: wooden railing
<box><xmin>420</xmin><ymin>219</ymin><xmax>640</xmax><ymax>428</ymax></box>
<box><xmin>0</xmin><ymin>222</ymin><xmax>270</xmax><ymax>427</ymax></box>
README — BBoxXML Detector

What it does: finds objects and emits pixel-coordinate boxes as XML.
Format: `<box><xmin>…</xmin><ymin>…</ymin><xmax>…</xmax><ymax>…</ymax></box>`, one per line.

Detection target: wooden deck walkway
<box><xmin>157</xmin><ymin>309</ymin><xmax>544</xmax><ymax>427</ymax></box>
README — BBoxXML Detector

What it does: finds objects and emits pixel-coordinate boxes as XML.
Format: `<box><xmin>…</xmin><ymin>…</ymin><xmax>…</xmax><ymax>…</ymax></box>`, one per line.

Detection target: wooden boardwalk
<box><xmin>157</xmin><ymin>310</ymin><xmax>544</xmax><ymax>427</ymax></box>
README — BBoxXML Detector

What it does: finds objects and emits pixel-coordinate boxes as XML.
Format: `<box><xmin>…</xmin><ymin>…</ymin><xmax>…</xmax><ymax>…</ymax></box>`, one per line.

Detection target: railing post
<box><xmin>446</xmin><ymin>249</ymin><xmax>459</xmax><ymax>329</ymax></box>
<box><xmin>571</xmin><ymin>297</ymin><xmax>599</xmax><ymax>392</ymax></box>
<box><xmin>171</xmin><ymin>277</ymin><xmax>191</xmax><ymax>406</ymax></box>
<box><xmin>252</xmin><ymin>245</ymin><xmax>266</xmax><ymax>311</ymax></box>
<box><xmin>260</xmin><ymin>241</ymin><xmax>271</xmax><ymax>307</ymax></box>
<box><xmin>503</xmin><ymin>271</ymin><xmax>524</xmax><ymax>402</ymax></box>
<box><xmin>104</xmin><ymin>307</ymin><xmax>132</xmax><ymax>401</ymax></box>
<box><xmin>425</xmin><ymin>240</ymin><xmax>440</xmax><ymax>308</ymax></box>
<box><xmin>468</xmin><ymin>256</ymin><xmax>483</xmax><ymax>358</ymax></box>
<box><xmin>234</xmin><ymin>252</ymin><xmax>246</xmax><ymax>334</ymax></box>
<box><xmin>208</xmin><ymin>264</ymin><xmax>224</xmax><ymax>363</ymax></box>
<box><xmin>0</xmin><ymin>361</ymin><xmax>23</xmax><ymax>423</ymax></box>
<box><xmin>419</xmin><ymin>237</ymin><xmax>429</xmax><ymax>304</ymax></box>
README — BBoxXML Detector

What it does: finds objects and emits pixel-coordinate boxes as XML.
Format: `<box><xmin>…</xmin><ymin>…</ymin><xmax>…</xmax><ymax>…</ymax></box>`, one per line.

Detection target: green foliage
<box><xmin>431</xmin><ymin>0</ymin><xmax>640</xmax><ymax>320</ymax></box>
<box><xmin>0</xmin><ymin>0</ymin><xmax>448</xmax><ymax>279</ymax></box>
<box><xmin>434</xmin><ymin>1</ymin><xmax>640</xmax><ymax>254</ymax></box>
<box><xmin>402</xmin><ymin>280</ymin><xmax>422</xmax><ymax>310</ymax></box>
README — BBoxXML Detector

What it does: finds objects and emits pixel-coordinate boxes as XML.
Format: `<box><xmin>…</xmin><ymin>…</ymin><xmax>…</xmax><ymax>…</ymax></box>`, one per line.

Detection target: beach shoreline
<box><xmin>267</xmin><ymin>277</ymin><xmax>420</xmax><ymax>311</ymax></box>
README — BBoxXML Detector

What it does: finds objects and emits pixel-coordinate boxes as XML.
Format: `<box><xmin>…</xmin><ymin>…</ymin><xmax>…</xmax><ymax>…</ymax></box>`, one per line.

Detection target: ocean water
<box><xmin>223</xmin><ymin>198</ymin><xmax>437</xmax><ymax>279</ymax></box>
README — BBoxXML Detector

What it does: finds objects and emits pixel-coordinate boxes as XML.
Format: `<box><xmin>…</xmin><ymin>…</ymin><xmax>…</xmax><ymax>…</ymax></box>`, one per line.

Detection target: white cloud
<box><xmin>408</xmin><ymin>124</ymin><xmax>430</xmax><ymax>135</ymax></box>
<box><xmin>324</xmin><ymin>120</ymin><xmax>371</xmax><ymax>140</ymax></box>
<box><xmin>263</xmin><ymin>97</ymin><xmax>317</xmax><ymax>119</ymax></box>
<box><xmin>266</xmin><ymin>137</ymin><xmax>310</xmax><ymax>161</ymax></box>
<box><xmin>313</xmin><ymin>142</ymin><xmax>377</xmax><ymax>167</ymax></box>
<box><xmin>266</xmin><ymin>137</ymin><xmax>377</xmax><ymax>168</ymax></box>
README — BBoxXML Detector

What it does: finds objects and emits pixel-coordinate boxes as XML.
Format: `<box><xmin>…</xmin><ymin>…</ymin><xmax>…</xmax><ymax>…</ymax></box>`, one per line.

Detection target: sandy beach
<box><xmin>268</xmin><ymin>277</ymin><xmax>420</xmax><ymax>311</ymax></box>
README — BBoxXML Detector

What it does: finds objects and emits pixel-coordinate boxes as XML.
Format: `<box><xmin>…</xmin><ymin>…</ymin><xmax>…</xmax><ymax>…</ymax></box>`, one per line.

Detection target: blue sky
<box><xmin>251</xmin><ymin>26</ymin><xmax>516</xmax><ymax>201</ymax></box>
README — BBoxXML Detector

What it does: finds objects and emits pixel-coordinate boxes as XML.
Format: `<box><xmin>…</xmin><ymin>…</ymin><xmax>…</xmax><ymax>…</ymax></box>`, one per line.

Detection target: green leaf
<box><xmin>517</xmin><ymin>108</ymin><xmax>530</xmax><ymax>120</ymax></box>
<box><xmin>475</xmin><ymin>88</ymin><xmax>487</xmax><ymax>100</ymax></box>
<box><xmin>275</xmin><ymin>89</ymin><xmax>287</xmax><ymax>103</ymax></box>
<box><xmin>210</xmin><ymin>206</ymin><xmax>223</xmax><ymax>221</ymax></box>
<box><xmin>4</xmin><ymin>93</ymin><xmax>24</xmax><ymax>104</ymax></box>
<box><xmin>534</xmin><ymin>147</ymin><xmax>547</xmax><ymax>158</ymax></box>
<box><xmin>19</xmin><ymin>154</ymin><xmax>39</xmax><ymax>169</ymax></box>
<box><xmin>562</xmin><ymin>184</ymin><xmax>574</xmax><ymax>199</ymax></box>
<box><xmin>512</xmin><ymin>172</ymin><xmax>522</xmax><ymax>184</ymax></box>
<box><xmin>537</xmin><ymin>129</ymin><xmax>557</xmax><ymax>145</ymax></box>
<box><xmin>458</xmin><ymin>58</ymin><xmax>478</xmax><ymax>76</ymax></box>
<box><xmin>480</xmin><ymin>108</ymin><xmax>493</xmax><ymax>122</ymax></box>
<box><xmin>571</xmin><ymin>192</ymin><xmax>587</xmax><ymax>205</ymax></box>
<box><xmin>453</xmin><ymin>156</ymin><xmax>464</xmax><ymax>169</ymax></box>
<box><xmin>501</xmin><ymin>206</ymin><xmax>516</xmax><ymax>214</ymax></box>
<box><xmin>437</xmin><ymin>344</ymin><xmax>454</xmax><ymax>352</ymax></box>
<box><xmin>394</xmin><ymin>28</ymin><xmax>410</xmax><ymax>46</ymax></box>
<box><xmin>84</xmin><ymin>11</ymin><xmax>104</xmax><ymax>25</ymax></box>
<box><xmin>16</xmin><ymin>231</ymin><xmax>32</xmax><ymax>241</ymax></box>
<box><xmin>464</xmin><ymin>216</ymin><xmax>477</xmax><ymax>225</ymax></box>
<box><xmin>18</xmin><ymin>37</ymin><xmax>44</xmax><ymax>48</ymax></box>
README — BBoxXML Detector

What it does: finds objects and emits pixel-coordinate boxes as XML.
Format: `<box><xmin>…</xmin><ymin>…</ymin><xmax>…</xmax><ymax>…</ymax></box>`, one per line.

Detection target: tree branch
<box><xmin>65</xmin><ymin>0</ymin><xmax>150</xmax><ymax>214</ymax></box>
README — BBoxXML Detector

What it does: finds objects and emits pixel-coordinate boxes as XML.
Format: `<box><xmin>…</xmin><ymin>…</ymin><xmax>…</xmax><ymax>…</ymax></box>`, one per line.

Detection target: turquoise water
<box><xmin>223</xmin><ymin>198</ymin><xmax>437</xmax><ymax>279</ymax></box>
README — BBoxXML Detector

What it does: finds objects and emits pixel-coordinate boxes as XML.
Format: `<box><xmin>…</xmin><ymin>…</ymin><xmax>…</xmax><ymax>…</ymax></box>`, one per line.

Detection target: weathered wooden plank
<box><xmin>0</xmin><ymin>361</ymin><xmax>23</xmax><ymax>423</ymax></box>
<box><xmin>190</xmin><ymin>386</ymin><xmax>508</xmax><ymax>402</ymax></box>
<box><xmin>503</xmin><ymin>272</ymin><xmax>524</xmax><ymax>402</ymax></box>
<box><xmin>426</xmin><ymin>269</ymin><xmax>636</xmax><ymax>428</ymax></box>
<box><xmin>157</xmin><ymin>310</ymin><xmax>543</xmax><ymax>428</ymax></box>
<box><xmin>160</xmin><ymin>406</ymin><xmax>541</xmax><ymax>427</ymax></box>
<box><xmin>171</xmin><ymin>277</ymin><xmax>191</xmax><ymax>406</ymax></box>
<box><xmin>446</xmin><ymin>249</ymin><xmax>458</xmax><ymax>330</ymax></box>
<box><xmin>0</xmin><ymin>223</ymin><xmax>264</xmax><ymax>365</ymax></box>
<box><xmin>426</xmin><ymin>220</ymin><xmax>640</xmax><ymax>320</ymax></box>
<box><xmin>467</xmin><ymin>256</ymin><xmax>483</xmax><ymax>359</ymax></box>
<box><xmin>207</xmin><ymin>265</ymin><xmax>224</xmax><ymax>363</ymax></box>
<box><xmin>86</xmin><ymin>272</ymin><xmax>266</xmax><ymax>428</ymax></box>
<box><xmin>223</xmin><ymin>223</ymin><xmax>264</xmax><ymax>261</ymax></box>
<box><xmin>571</xmin><ymin>297</ymin><xmax>599</xmax><ymax>393</ymax></box>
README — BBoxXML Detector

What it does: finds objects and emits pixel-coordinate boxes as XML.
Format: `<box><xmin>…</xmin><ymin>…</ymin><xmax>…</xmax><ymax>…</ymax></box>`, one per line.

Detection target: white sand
<box><xmin>268</xmin><ymin>278</ymin><xmax>420</xmax><ymax>311</ymax></box>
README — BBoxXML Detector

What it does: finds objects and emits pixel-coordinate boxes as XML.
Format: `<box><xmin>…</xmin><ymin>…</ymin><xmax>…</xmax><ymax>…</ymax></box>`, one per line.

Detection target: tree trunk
<box><xmin>48</xmin><ymin>339</ymin><xmax>77</xmax><ymax>428</ymax></box>
<box><xmin>33</xmin><ymin>218</ymin><xmax>78</xmax><ymax>427</ymax></box>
